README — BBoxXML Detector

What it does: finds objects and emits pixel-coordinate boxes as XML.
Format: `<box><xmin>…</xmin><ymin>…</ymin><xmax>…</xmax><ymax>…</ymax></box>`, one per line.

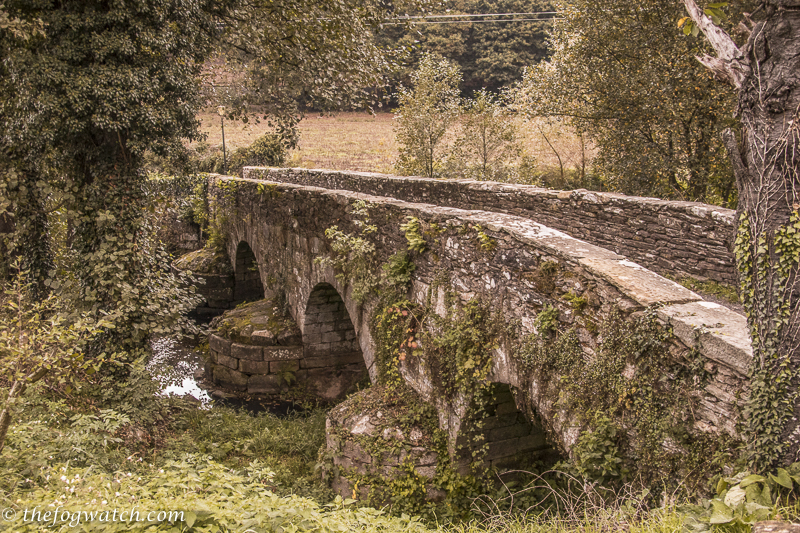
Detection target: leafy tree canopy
<box><xmin>0</xmin><ymin>0</ymin><xmax>427</xmax><ymax>366</ymax></box>
<box><xmin>378</xmin><ymin>0</ymin><xmax>553</xmax><ymax>95</ymax></box>
<box><xmin>515</xmin><ymin>0</ymin><xmax>756</xmax><ymax>206</ymax></box>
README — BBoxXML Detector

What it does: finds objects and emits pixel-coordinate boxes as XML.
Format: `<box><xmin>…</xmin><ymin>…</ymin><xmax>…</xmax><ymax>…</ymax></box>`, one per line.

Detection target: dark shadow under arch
<box><xmin>458</xmin><ymin>383</ymin><xmax>558</xmax><ymax>475</ymax></box>
<box><xmin>233</xmin><ymin>241</ymin><xmax>264</xmax><ymax>306</ymax></box>
<box><xmin>300</xmin><ymin>282</ymin><xmax>367</xmax><ymax>400</ymax></box>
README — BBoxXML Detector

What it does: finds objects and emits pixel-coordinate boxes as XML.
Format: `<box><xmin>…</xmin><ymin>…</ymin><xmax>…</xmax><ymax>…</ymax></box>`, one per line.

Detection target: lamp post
<box><xmin>217</xmin><ymin>106</ymin><xmax>227</xmax><ymax>174</ymax></box>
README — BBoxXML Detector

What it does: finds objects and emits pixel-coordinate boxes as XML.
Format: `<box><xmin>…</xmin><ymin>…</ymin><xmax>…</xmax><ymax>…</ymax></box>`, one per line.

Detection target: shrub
<box><xmin>394</xmin><ymin>54</ymin><xmax>462</xmax><ymax>179</ymax></box>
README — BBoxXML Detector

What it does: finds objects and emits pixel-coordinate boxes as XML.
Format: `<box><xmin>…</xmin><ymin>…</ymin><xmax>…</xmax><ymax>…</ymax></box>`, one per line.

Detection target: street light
<box><xmin>217</xmin><ymin>106</ymin><xmax>227</xmax><ymax>174</ymax></box>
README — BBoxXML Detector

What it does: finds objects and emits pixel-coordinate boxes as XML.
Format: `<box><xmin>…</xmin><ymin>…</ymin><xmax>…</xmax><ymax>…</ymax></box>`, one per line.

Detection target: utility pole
<box><xmin>218</xmin><ymin>106</ymin><xmax>227</xmax><ymax>173</ymax></box>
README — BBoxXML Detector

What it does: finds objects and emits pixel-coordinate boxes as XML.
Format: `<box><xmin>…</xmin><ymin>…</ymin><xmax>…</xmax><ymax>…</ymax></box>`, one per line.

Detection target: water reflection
<box><xmin>148</xmin><ymin>336</ymin><xmax>311</xmax><ymax>416</ymax></box>
<box><xmin>148</xmin><ymin>336</ymin><xmax>211</xmax><ymax>406</ymax></box>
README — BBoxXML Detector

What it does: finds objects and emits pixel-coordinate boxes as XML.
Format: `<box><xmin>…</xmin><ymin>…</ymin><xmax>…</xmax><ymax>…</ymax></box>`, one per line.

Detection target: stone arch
<box><xmin>300</xmin><ymin>282</ymin><xmax>368</xmax><ymax>400</ymax></box>
<box><xmin>233</xmin><ymin>240</ymin><xmax>264</xmax><ymax>305</ymax></box>
<box><xmin>456</xmin><ymin>382</ymin><xmax>557</xmax><ymax>474</ymax></box>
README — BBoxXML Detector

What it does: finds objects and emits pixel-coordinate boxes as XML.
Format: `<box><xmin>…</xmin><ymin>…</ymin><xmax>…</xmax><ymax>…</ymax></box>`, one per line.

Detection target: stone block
<box><xmin>270</xmin><ymin>360</ymin><xmax>300</xmax><ymax>373</ymax></box>
<box><xmin>415</xmin><ymin>466</ymin><xmax>436</xmax><ymax>479</ymax></box>
<box><xmin>495</xmin><ymin>401</ymin><xmax>519</xmax><ymax>416</ymax></box>
<box><xmin>301</xmin><ymin>352</ymin><xmax>365</xmax><ymax>369</ymax></box>
<box><xmin>231</xmin><ymin>343</ymin><xmax>263</xmax><ymax>361</ymax></box>
<box><xmin>489</xmin><ymin>423</ymin><xmax>532</xmax><ymax>442</ymax></box>
<box><xmin>251</xmin><ymin>330</ymin><xmax>277</xmax><ymax>346</ymax></box>
<box><xmin>321</xmin><ymin>331</ymin><xmax>347</xmax><ymax>343</ymax></box>
<box><xmin>409</xmin><ymin>447</ymin><xmax>438</xmax><ymax>466</ymax></box>
<box><xmin>248</xmin><ymin>374</ymin><xmax>284</xmax><ymax>394</ymax></box>
<box><xmin>218</xmin><ymin>353</ymin><xmax>239</xmax><ymax>370</ymax></box>
<box><xmin>486</xmin><ymin>438</ymin><xmax>521</xmax><ymax>460</ymax></box>
<box><xmin>518</xmin><ymin>433</ymin><xmax>548</xmax><ymax>451</ymax></box>
<box><xmin>315</xmin><ymin>303</ymin><xmax>342</xmax><ymax>313</ymax></box>
<box><xmin>209</xmin><ymin>349</ymin><xmax>219</xmax><ymax>364</ymax></box>
<box><xmin>209</xmin><ymin>334</ymin><xmax>232</xmax><ymax>356</ymax></box>
<box><xmin>263</xmin><ymin>346</ymin><xmax>303</xmax><ymax>361</ymax></box>
<box><xmin>481</xmin><ymin>413</ymin><xmax>520</xmax><ymax>430</ymax></box>
<box><xmin>205</xmin><ymin>288</ymin><xmax>234</xmax><ymax>300</ymax></box>
<box><xmin>304</xmin><ymin>343</ymin><xmax>331</xmax><ymax>356</ymax></box>
<box><xmin>240</xmin><ymin>359</ymin><xmax>271</xmax><ymax>374</ymax></box>
<box><xmin>213</xmin><ymin>365</ymin><xmax>248</xmax><ymax>391</ymax></box>
<box><xmin>342</xmin><ymin>440</ymin><xmax>372</xmax><ymax>465</ymax></box>
<box><xmin>277</xmin><ymin>330</ymin><xmax>302</xmax><ymax>346</ymax></box>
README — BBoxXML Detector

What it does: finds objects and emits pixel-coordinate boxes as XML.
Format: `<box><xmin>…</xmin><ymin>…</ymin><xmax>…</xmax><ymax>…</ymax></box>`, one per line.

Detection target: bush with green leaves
<box><xmin>682</xmin><ymin>463</ymin><xmax>800</xmax><ymax>531</ymax></box>
<box><xmin>0</xmin><ymin>273</ymin><xmax>112</xmax><ymax>453</ymax></box>
<box><xmin>394</xmin><ymin>54</ymin><xmax>463</xmax><ymax>179</ymax></box>
<box><xmin>451</xmin><ymin>90</ymin><xmax>521</xmax><ymax>182</ymax></box>
<box><xmin>196</xmin><ymin>133</ymin><xmax>287</xmax><ymax>177</ymax></box>
<box><xmin>4</xmin><ymin>454</ymin><xmax>432</xmax><ymax>532</ymax></box>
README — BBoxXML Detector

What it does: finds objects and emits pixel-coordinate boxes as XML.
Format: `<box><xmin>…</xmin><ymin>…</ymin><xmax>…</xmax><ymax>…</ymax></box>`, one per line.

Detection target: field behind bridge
<box><xmin>194</xmin><ymin>110</ymin><xmax>594</xmax><ymax>178</ymax></box>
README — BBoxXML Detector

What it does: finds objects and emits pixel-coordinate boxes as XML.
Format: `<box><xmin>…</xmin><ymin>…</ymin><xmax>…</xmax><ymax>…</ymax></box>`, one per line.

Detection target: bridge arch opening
<box><xmin>458</xmin><ymin>382</ymin><xmax>556</xmax><ymax>475</ymax></box>
<box><xmin>233</xmin><ymin>241</ymin><xmax>264</xmax><ymax>306</ymax></box>
<box><xmin>301</xmin><ymin>283</ymin><xmax>367</xmax><ymax>400</ymax></box>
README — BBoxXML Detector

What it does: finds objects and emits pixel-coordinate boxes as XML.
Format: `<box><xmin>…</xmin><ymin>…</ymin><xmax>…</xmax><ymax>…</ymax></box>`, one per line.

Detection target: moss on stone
<box><xmin>173</xmin><ymin>245</ymin><xmax>233</xmax><ymax>275</ymax></box>
<box><xmin>211</xmin><ymin>298</ymin><xmax>300</xmax><ymax>344</ymax></box>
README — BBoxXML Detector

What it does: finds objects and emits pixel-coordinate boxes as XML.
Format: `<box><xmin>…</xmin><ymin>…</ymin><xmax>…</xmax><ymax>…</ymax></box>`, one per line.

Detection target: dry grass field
<box><xmin>193</xmin><ymin>110</ymin><xmax>593</xmax><ymax>178</ymax></box>
<box><xmin>195</xmin><ymin>111</ymin><xmax>399</xmax><ymax>173</ymax></box>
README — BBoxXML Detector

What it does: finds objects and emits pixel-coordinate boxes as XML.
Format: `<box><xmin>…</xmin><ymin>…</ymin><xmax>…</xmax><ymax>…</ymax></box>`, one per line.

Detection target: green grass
<box><xmin>673</xmin><ymin>276</ymin><xmax>740</xmax><ymax>305</ymax></box>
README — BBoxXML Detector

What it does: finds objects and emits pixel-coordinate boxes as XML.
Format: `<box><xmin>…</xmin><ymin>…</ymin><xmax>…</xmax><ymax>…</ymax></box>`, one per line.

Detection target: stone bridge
<box><xmin>183</xmin><ymin>168</ymin><xmax>752</xmax><ymax>478</ymax></box>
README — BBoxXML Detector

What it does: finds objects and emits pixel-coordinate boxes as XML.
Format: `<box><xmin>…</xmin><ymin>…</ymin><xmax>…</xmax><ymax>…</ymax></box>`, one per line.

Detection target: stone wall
<box><xmin>304</xmin><ymin>283</ymin><xmax>361</xmax><ymax>357</ymax></box>
<box><xmin>157</xmin><ymin>208</ymin><xmax>203</xmax><ymax>256</ymax></box>
<box><xmin>244</xmin><ymin>167</ymin><xmax>737</xmax><ymax>285</ymax></box>
<box><xmin>208</xmin><ymin>174</ymin><xmax>751</xmax><ymax>472</ymax></box>
<box><xmin>206</xmin><ymin>300</ymin><xmax>305</xmax><ymax>395</ymax></box>
<box><xmin>172</xmin><ymin>247</ymin><xmax>235</xmax><ymax>317</ymax></box>
<box><xmin>206</xmin><ymin>297</ymin><xmax>368</xmax><ymax>401</ymax></box>
<box><xmin>460</xmin><ymin>384</ymin><xmax>555</xmax><ymax>471</ymax></box>
<box><xmin>233</xmin><ymin>241</ymin><xmax>265</xmax><ymax>306</ymax></box>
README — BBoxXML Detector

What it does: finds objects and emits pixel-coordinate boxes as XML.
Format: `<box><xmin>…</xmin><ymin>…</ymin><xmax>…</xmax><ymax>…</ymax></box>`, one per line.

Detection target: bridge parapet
<box><xmin>210</xmin><ymin>172</ymin><xmax>751</xmax><ymax>479</ymax></box>
<box><xmin>244</xmin><ymin>167</ymin><xmax>737</xmax><ymax>285</ymax></box>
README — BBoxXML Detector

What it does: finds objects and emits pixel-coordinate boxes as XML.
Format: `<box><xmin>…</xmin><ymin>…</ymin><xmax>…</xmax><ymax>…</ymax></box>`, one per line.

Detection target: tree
<box><xmin>378</xmin><ymin>0</ymin><xmax>553</xmax><ymax>95</ymax></box>
<box><xmin>0</xmin><ymin>0</ymin><xmax>425</xmax><ymax>367</ymax></box>
<box><xmin>394</xmin><ymin>54</ymin><xmax>463</xmax><ymax>178</ymax></box>
<box><xmin>454</xmin><ymin>89</ymin><xmax>520</xmax><ymax>181</ymax></box>
<box><xmin>683</xmin><ymin>0</ymin><xmax>800</xmax><ymax>469</ymax></box>
<box><xmin>207</xmin><ymin>0</ymin><xmax>428</xmax><ymax>133</ymax></box>
<box><xmin>0</xmin><ymin>0</ymin><xmax>222</xmax><ymax>366</ymax></box>
<box><xmin>0</xmin><ymin>273</ymin><xmax>108</xmax><ymax>453</ymax></box>
<box><xmin>515</xmin><ymin>0</ymin><xmax>749</xmax><ymax>205</ymax></box>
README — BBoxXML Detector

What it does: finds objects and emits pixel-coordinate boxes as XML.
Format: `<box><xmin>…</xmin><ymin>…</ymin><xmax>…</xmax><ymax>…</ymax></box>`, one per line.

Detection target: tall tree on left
<box><xmin>0</xmin><ymin>0</ymin><xmax>223</xmax><ymax>362</ymax></box>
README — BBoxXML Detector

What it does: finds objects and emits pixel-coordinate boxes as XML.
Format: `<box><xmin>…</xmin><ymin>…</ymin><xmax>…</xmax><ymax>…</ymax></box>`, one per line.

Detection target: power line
<box><xmin>385</xmin><ymin>11</ymin><xmax>561</xmax><ymax>24</ymax></box>
<box><xmin>386</xmin><ymin>18</ymin><xmax>560</xmax><ymax>24</ymax></box>
<box><xmin>394</xmin><ymin>12</ymin><xmax>558</xmax><ymax>19</ymax></box>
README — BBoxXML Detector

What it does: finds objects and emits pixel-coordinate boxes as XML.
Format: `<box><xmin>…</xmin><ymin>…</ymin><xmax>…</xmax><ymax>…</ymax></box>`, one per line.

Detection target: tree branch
<box><xmin>683</xmin><ymin>0</ymin><xmax>748</xmax><ymax>88</ymax></box>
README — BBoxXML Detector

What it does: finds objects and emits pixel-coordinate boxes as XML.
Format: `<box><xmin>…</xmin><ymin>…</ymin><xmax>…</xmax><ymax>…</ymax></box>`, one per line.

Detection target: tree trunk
<box><xmin>15</xmin><ymin>171</ymin><xmax>54</xmax><ymax>298</ymax></box>
<box><xmin>734</xmin><ymin>2</ymin><xmax>800</xmax><ymax>469</ymax></box>
<box><xmin>685</xmin><ymin>0</ymin><xmax>800</xmax><ymax>469</ymax></box>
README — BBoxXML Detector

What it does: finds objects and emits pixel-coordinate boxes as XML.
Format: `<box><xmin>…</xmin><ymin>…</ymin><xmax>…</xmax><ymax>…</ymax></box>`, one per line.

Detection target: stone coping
<box><xmin>244</xmin><ymin>166</ymin><xmax>736</xmax><ymax>224</ymax></box>
<box><xmin>214</xmin><ymin>174</ymin><xmax>752</xmax><ymax>376</ymax></box>
<box><xmin>244</xmin><ymin>167</ymin><xmax>738</xmax><ymax>284</ymax></box>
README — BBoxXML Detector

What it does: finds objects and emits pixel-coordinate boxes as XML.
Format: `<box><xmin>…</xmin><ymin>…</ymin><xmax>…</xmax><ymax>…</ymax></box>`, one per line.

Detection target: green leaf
<box><xmin>739</xmin><ymin>474</ymin><xmax>766</xmax><ymax>488</ymax></box>
<box><xmin>709</xmin><ymin>500</ymin><xmax>734</xmax><ymax>524</ymax></box>
<box><xmin>724</xmin><ymin>485</ymin><xmax>747</xmax><ymax>508</ymax></box>
<box><xmin>185</xmin><ymin>511</ymin><xmax>197</xmax><ymax>528</ymax></box>
<box><xmin>772</xmin><ymin>468</ymin><xmax>793</xmax><ymax>489</ymax></box>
